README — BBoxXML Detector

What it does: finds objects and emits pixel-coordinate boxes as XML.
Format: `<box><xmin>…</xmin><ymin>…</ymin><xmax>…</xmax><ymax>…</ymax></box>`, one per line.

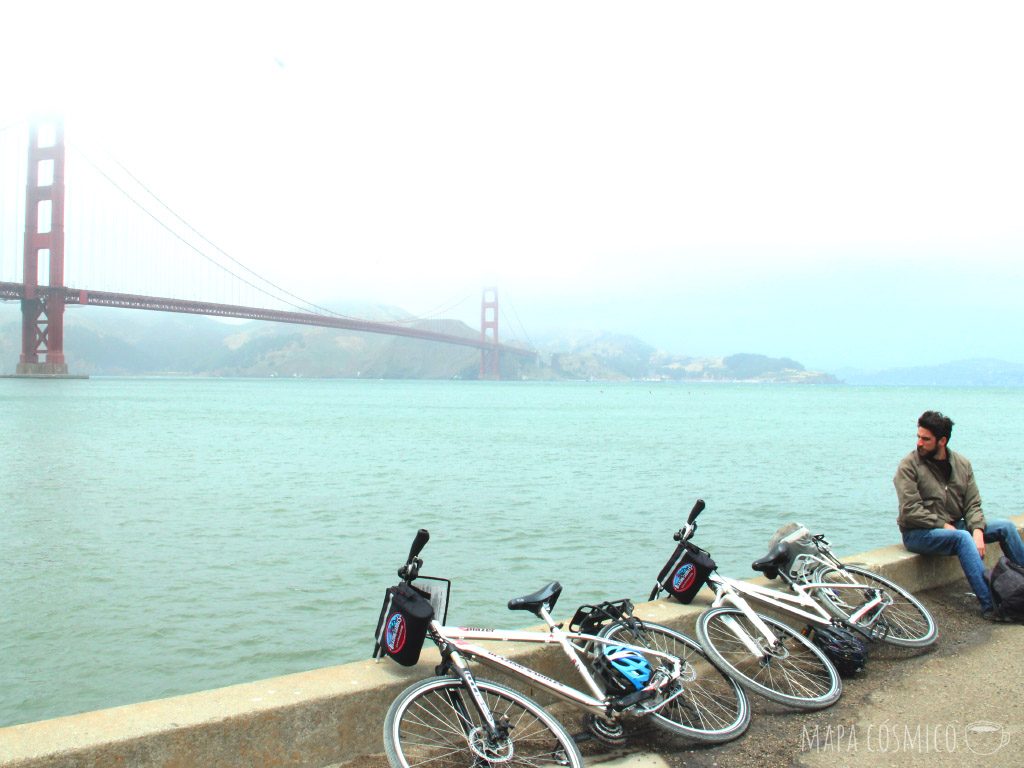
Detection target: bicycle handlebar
<box><xmin>408</xmin><ymin>528</ymin><xmax>429</xmax><ymax>562</ymax></box>
<box><xmin>398</xmin><ymin>528</ymin><xmax>429</xmax><ymax>581</ymax></box>
<box><xmin>673</xmin><ymin>499</ymin><xmax>705</xmax><ymax>542</ymax></box>
<box><xmin>687</xmin><ymin>499</ymin><xmax>705</xmax><ymax>525</ymax></box>
<box><xmin>652</xmin><ymin>499</ymin><xmax>705</xmax><ymax>600</ymax></box>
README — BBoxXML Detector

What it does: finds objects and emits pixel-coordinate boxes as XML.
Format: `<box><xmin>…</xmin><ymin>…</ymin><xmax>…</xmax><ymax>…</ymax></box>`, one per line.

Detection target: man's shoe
<box><xmin>981</xmin><ymin>608</ymin><xmax>1011</xmax><ymax>622</ymax></box>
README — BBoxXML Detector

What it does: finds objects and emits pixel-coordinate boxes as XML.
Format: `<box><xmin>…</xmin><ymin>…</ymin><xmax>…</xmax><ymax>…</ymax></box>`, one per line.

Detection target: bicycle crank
<box><xmin>585</xmin><ymin>714</ymin><xmax>627</xmax><ymax>746</ymax></box>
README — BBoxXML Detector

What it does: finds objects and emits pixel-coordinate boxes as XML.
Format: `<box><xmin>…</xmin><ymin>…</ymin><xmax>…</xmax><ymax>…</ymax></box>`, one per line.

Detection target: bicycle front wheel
<box><xmin>383</xmin><ymin>675</ymin><xmax>584</xmax><ymax>768</ymax></box>
<box><xmin>696</xmin><ymin>607</ymin><xmax>842</xmax><ymax>710</ymax></box>
<box><xmin>599</xmin><ymin>620</ymin><xmax>750</xmax><ymax>743</ymax></box>
<box><xmin>811</xmin><ymin>565</ymin><xmax>938</xmax><ymax>648</ymax></box>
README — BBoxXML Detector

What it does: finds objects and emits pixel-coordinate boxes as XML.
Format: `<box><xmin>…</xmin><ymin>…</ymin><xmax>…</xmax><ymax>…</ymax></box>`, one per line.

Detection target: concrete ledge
<box><xmin>3</xmin><ymin>515</ymin><xmax>1021</xmax><ymax>768</ymax></box>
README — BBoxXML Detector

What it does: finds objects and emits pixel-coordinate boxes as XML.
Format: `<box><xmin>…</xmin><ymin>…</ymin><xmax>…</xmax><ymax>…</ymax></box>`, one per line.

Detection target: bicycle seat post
<box><xmin>538</xmin><ymin>604</ymin><xmax>559</xmax><ymax>632</ymax></box>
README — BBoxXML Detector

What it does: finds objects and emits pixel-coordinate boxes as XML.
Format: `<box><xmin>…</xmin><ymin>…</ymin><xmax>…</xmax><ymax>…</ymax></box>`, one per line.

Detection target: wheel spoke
<box><xmin>811</xmin><ymin>566</ymin><xmax>936</xmax><ymax>648</ymax></box>
<box><xmin>385</xmin><ymin>677</ymin><xmax>583</xmax><ymax>768</ymax></box>
<box><xmin>697</xmin><ymin>607</ymin><xmax>841</xmax><ymax>710</ymax></box>
<box><xmin>599</xmin><ymin>621</ymin><xmax>749</xmax><ymax>742</ymax></box>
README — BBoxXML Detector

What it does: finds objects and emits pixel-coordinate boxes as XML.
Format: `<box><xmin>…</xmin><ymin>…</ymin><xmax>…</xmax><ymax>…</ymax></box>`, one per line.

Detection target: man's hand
<box><xmin>942</xmin><ymin>523</ymin><xmax>986</xmax><ymax>557</ymax></box>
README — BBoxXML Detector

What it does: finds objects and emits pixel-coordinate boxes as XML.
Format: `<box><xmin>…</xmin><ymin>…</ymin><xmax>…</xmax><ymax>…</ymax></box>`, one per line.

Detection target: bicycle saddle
<box><xmin>508</xmin><ymin>581</ymin><xmax>562</xmax><ymax>615</ymax></box>
<box><xmin>751</xmin><ymin>541</ymin><xmax>791</xmax><ymax>578</ymax></box>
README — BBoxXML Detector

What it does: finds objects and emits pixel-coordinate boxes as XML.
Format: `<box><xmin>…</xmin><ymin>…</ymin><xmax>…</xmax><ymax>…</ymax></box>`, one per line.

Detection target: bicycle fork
<box><xmin>714</xmin><ymin>597</ymin><xmax>789</xmax><ymax>662</ymax></box>
<box><xmin>436</xmin><ymin>641</ymin><xmax>512</xmax><ymax>755</ymax></box>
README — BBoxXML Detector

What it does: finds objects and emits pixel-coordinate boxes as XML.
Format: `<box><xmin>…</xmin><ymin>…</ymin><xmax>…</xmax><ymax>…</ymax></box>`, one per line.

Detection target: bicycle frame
<box><xmin>427</xmin><ymin>604</ymin><xmax>684</xmax><ymax>720</ymax></box>
<box><xmin>778</xmin><ymin>548</ymin><xmax>897</xmax><ymax>629</ymax></box>
<box><xmin>381</xmin><ymin>528</ymin><xmax>686</xmax><ymax>750</ymax></box>
<box><xmin>705</xmin><ymin>567</ymin><xmax>885</xmax><ymax>652</ymax></box>
<box><xmin>667</xmin><ymin>506</ymin><xmax>884</xmax><ymax>654</ymax></box>
<box><xmin>704</xmin><ymin>573</ymin><xmax>825</xmax><ymax>653</ymax></box>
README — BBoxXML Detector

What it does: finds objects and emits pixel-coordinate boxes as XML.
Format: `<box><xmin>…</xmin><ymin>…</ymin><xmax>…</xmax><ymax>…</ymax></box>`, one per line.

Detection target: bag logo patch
<box><xmin>672</xmin><ymin>563</ymin><xmax>697</xmax><ymax>593</ymax></box>
<box><xmin>385</xmin><ymin>612</ymin><xmax>407</xmax><ymax>653</ymax></box>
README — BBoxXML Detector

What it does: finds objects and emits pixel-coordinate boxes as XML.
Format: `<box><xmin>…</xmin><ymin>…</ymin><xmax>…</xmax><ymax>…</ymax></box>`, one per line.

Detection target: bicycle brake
<box><xmin>493</xmin><ymin>715</ymin><xmax>511</xmax><ymax>741</ymax></box>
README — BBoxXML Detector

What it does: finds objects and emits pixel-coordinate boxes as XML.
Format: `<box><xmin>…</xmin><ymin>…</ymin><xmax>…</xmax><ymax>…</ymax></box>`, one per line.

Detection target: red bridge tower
<box><xmin>480</xmin><ymin>287</ymin><xmax>499</xmax><ymax>380</ymax></box>
<box><xmin>17</xmin><ymin>118</ymin><xmax>70</xmax><ymax>376</ymax></box>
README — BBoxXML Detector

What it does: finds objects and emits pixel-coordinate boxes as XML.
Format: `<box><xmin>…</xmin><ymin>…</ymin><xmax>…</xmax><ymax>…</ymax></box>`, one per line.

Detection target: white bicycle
<box><xmin>652</xmin><ymin>501</ymin><xmax>858</xmax><ymax>710</ymax></box>
<box><xmin>763</xmin><ymin>523</ymin><xmax>938</xmax><ymax>648</ymax></box>
<box><xmin>375</xmin><ymin>529</ymin><xmax>750</xmax><ymax>768</ymax></box>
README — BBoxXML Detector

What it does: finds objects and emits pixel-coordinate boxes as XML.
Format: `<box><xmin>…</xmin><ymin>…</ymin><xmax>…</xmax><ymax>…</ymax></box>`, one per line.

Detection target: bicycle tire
<box><xmin>696</xmin><ymin>607</ymin><xmax>842</xmax><ymax>710</ymax></box>
<box><xmin>598</xmin><ymin>620</ymin><xmax>750</xmax><ymax>743</ymax></box>
<box><xmin>811</xmin><ymin>565</ymin><xmax>938</xmax><ymax>648</ymax></box>
<box><xmin>383</xmin><ymin>675</ymin><xmax>584</xmax><ymax>768</ymax></box>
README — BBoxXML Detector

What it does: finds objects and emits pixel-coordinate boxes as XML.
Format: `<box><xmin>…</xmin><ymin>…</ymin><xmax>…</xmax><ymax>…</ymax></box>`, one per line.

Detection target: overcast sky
<box><xmin>2</xmin><ymin>1</ymin><xmax>1022</xmax><ymax>370</ymax></box>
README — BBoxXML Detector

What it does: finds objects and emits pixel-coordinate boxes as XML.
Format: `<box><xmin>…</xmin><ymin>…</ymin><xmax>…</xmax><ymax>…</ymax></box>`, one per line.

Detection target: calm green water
<box><xmin>1</xmin><ymin>378</ymin><xmax>1022</xmax><ymax>727</ymax></box>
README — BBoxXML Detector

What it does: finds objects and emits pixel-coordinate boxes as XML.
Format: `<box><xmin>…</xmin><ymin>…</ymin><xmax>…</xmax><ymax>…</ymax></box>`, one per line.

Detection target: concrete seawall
<box><xmin>3</xmin><ymin>516</ymin><xmax>1022</xmax><ymax>768</ymax></box>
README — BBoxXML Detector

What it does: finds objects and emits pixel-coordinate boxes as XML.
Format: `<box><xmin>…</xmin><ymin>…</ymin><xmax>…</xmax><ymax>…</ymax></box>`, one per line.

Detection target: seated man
<box><xmin>894</xmin><ymin>410</ymin><xmax>1024</xmax><ymax>621</ymax></box>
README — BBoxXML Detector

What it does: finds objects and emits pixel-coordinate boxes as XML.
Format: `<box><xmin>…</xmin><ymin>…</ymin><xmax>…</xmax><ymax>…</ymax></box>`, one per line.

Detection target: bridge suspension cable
<box><xmin>0</xmin><ymin>120</ymin><xmax>28</xmax><ymax>284</ymax></box>
<box><xmin>500</xmin><ymin>290</ymin><xmax>535</xmax><ymax>351</ymax></box>
<box><xmin>66</xmin><ymin>141</ymin><xmax>490</xmax><ymax>333</ymax></box>
<box><xmin>69</xmin><ymin>141</ymin><xmax>362</xmax><ymax>320</ymax></box>
<box><xmin>402</xmin><ymin>289</ymin><xmax>475</xmax><ymax>324</ymax></box>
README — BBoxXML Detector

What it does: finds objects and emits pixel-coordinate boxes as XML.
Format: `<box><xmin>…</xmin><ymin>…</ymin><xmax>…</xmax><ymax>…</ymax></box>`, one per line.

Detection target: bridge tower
<box><xmin>17</xmin><ymin>118</ymin><xmax>70</xmax><ymax>376</ymax></box>
<box><xmin>479</xmin><ymin>287</ymin><xmax>499</xmax><ymax>380</ymax></box>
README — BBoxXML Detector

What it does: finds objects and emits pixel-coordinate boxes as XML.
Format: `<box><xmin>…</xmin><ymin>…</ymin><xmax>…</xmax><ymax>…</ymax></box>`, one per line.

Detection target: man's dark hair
<box><xmin>919</xmin><ymin>410</ymin><xmax>954</xmax><ymax>442</ymax></box>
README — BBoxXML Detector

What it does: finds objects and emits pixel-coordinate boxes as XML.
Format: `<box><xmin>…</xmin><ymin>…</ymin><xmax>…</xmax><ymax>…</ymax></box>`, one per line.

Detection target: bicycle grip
<box><xmin>407</xmin><ymin>528</ymin><xmax>430</xmax><ymax>563</ymax></box>
<box><xmin>687</xmin><ymin>499</ymin><xmax>706</xmax><ymax>524</ymax></box>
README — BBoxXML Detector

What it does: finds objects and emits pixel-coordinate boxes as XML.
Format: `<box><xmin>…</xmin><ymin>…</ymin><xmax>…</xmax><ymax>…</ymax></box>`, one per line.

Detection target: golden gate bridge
<box><xmin>0</xmin><ymin>118</ymin><xmax>534</xmax><ymax>379</ymax></box>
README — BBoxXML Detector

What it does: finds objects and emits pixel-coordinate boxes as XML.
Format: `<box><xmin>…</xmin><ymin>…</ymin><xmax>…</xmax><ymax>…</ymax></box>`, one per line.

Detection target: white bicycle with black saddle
<box><xmin>651</xmin><ymin>501</ymin><xmax>878</xmax><ymax>711</ymax></box>
<box><xmin>374</xmin><ymin>529</ymin><xmax>750</xmax><ymax>768</ymax></box>
<box><xmin>763</xmin><ymin>522</ymin><xmax>938</xmax><ymax>648</ymax></box>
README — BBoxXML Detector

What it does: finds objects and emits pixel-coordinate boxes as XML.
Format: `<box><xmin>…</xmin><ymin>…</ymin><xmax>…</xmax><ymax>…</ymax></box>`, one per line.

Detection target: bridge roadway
<box><xmin>1</xmin><ymin>517</ymin><xmax>1021</xmax><ymax>768</ymax></box>
<box><xmin>0</xmin><ymin>281</ymin><xmax>536</xmax><ymax>356</ymax></box>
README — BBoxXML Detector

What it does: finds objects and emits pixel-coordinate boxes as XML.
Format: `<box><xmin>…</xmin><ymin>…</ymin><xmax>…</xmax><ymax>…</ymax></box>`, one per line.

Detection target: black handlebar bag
<box><xmin>656</xmin><ymin>542</ymin><xmax>716</xmax><ymax>604</ymax></box>
<box><xmin>373</xmin><ymin>582</ymin><xmax>435</xmax><ymax>666</ymax></box>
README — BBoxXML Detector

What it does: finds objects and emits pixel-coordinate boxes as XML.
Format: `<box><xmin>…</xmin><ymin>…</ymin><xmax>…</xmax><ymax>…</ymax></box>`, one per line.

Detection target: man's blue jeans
<box><xmin>902</xmin><ymin>519</ymin><xmax>1024</xmax><ymax>611</ymax></box>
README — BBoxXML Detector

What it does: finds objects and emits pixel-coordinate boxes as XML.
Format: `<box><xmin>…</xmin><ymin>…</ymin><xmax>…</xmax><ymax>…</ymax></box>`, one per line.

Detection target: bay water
<box><xmin>1</xmin><ymin>378</ymin><xmax>1021</xmax><ymax>727</ymax></box>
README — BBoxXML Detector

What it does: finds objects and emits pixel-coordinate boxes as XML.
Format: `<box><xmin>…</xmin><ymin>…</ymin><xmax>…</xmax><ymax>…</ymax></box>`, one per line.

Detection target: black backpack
<box><xmin>988</xmin><ymin>556</ymin><xmax>1024</xmax><ymax>621</ymax></box>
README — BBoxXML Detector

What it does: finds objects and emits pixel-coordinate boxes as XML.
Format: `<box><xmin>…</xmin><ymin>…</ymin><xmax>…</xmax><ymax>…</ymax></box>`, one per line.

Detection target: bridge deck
<box><xmin>1</xmin><ymin>281</ymin><xmax>534</xmax><ymax>356</ymax></box>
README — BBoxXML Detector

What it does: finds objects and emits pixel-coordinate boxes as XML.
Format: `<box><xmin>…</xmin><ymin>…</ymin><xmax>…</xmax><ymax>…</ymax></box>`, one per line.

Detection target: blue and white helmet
<box><xmin>598</xmin><ymin>645</ymin><xmax>652</xmax><ymax>694</ymax></box>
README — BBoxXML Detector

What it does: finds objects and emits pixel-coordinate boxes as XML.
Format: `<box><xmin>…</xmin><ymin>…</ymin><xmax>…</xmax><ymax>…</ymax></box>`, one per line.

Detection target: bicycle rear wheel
<box><xmin>811</xmin><ymin>565</ymin><xmax>938</xmax><ymax>648</ymax></box>
<box><xmin>599</xmin><ymin>620</ymin><xmax>750</xmax><ymax>743</ymax></box>
<box><xmin>383</xmin><ymin>675</ymin><xmax>583</xmax><ymax>768</ymax></box>
<box><xmin>696</xmin><ymin>607</ymin><xmax>842</xmax><ymax>710</ymax></box>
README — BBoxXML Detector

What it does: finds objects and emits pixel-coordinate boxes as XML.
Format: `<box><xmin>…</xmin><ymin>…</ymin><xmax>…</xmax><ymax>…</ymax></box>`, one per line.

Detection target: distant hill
<box><xmin>836</xmin><ymin>359</ymin><xmax>1024</xmax><ymax>386</ymax></box>
<box><xmin>535</xmin><ymin>332</ymin><xmax>837</xmax><ymax>383</ymax></box>
<box><xmin>2</xmin><ymin>303</ymin><xmax>832</xmax><ymax>382</ymax></box>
